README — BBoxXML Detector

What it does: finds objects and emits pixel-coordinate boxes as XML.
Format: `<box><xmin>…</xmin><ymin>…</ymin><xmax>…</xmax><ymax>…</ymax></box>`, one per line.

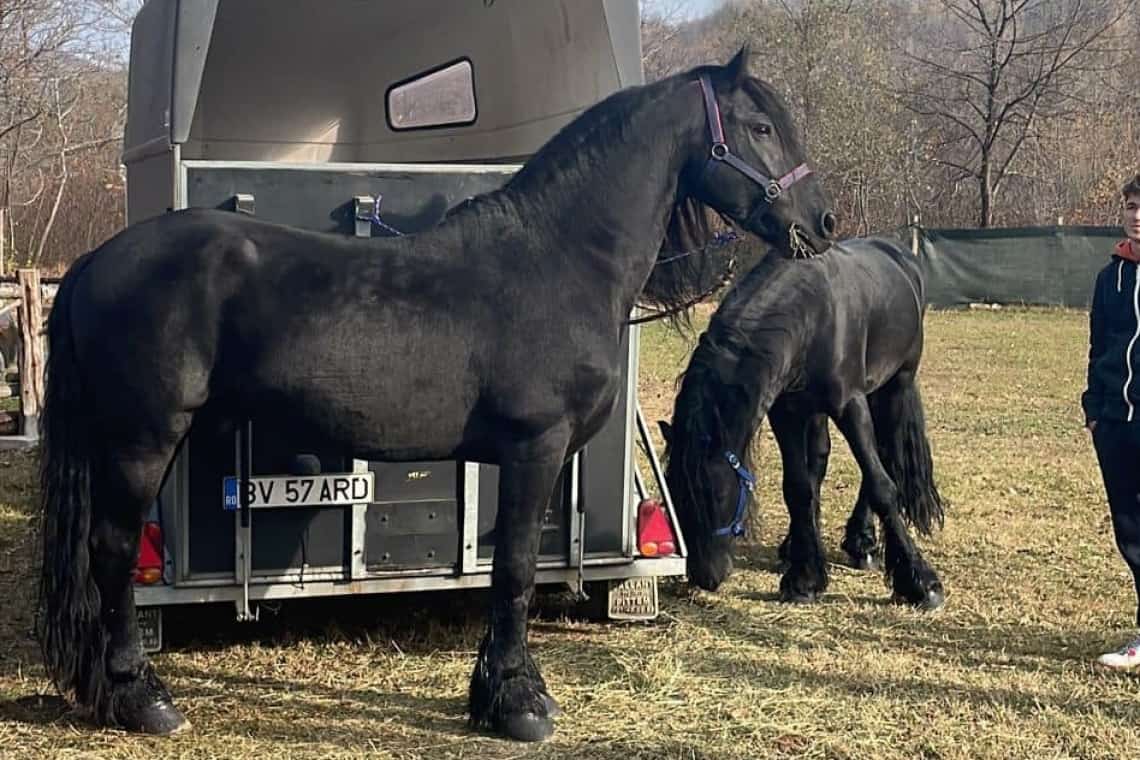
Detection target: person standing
<box><xmin>1083</xmin><ymin>173</ymin><xmax>1140</xmax><ymax>669</ymax></box>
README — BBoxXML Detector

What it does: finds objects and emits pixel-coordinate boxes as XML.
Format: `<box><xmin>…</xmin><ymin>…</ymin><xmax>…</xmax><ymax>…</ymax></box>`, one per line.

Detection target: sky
<box><xmin>642</xmin><ymin>0</ymin><xmax>734</xmax><ymax>22</ymax></box>
<box><xmin>683</xmin><ymin>0</ymin><xmax>735</xmax><ymax>18</ymax></box>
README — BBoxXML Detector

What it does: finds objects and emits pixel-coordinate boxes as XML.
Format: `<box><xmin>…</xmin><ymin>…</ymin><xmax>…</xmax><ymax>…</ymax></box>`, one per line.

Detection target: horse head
<box><xmin>660</xmin><ymin>359</ymin><xmax>758</xmax><ymax>592</ymax></box>
<box><xmin>685</xmin><ymin>47</ymin><xmax>837</xmax><ymax>259</ymax></box>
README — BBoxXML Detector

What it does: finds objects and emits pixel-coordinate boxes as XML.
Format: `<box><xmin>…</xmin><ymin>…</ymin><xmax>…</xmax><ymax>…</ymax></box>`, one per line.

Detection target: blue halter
<box><xmin>713</xmin><ymin>450</ymin><xmax>755</xmax><ymax>537</ymax></box>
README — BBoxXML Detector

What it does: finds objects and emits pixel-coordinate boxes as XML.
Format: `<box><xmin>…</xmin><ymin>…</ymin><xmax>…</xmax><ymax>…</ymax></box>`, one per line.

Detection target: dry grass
<box><xmin>2</xmin><ymin>307</ymin><xmax>1140</xmax><ymax>759</ymax></box>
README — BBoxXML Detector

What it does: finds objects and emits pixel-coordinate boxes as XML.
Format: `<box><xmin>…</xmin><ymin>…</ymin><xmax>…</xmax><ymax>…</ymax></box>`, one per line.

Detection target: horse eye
<box><xmin>752</xmin><ymin>124</ymin><xmax>771</xmax><ymax>137</ymax></box>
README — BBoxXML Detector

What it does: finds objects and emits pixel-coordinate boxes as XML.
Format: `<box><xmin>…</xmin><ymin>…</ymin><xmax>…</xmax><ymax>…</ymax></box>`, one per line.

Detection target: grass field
<box><xmin>2</xmin><ymin>307</ymin><xmax>1139</xmax><ymax>759</ymax></box>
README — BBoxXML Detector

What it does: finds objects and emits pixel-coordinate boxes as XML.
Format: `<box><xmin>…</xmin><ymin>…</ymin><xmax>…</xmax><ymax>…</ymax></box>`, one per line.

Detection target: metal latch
<box><xmin>224</xmin><ymin>193</ymin><xmax>256</xmax><ymax>216</ymax></box>
<box><xmin>352</xmin><ymin>195</ymin><xmax>375</xmax><ymax>238</ymax></box>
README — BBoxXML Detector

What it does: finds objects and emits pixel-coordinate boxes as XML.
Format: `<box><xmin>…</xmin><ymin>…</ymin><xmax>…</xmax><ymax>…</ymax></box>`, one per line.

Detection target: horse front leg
<box><xmin>779</xmin><ymin>412</ymin><xmax>879</xmax><ymax>572</ymax></box>
<box><xmin>770</xmin><ymin>404</ymin><xmax>829</xmax><ymax>603</ymax></box>
<box><xmin>469</xmin><ymin>438</ymin><xmax>568</xmax><ymax>742</ymax></box>
<box><xmin>835</xmin><ymin>395</ymin><xmax>943</xmax><ymax>610</ymax></box>
<box><xmin>778</xmin><ymin>411</ymin><xmax>830</xmax><ymax>572</ymax></box>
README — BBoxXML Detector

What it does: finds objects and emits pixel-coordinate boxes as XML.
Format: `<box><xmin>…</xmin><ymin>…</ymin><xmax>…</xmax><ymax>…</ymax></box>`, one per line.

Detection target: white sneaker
<box><xmin>1096</xmin><ymin>634</ymin><xmax>1140</xmax><ymax>670</ymax></box>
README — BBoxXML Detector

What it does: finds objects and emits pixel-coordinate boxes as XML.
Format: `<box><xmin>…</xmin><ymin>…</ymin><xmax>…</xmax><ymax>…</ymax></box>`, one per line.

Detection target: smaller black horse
<box><xmin>661</xmin><ymin>236</ymin><xmax>945</xmax><ymax>608</ymax></box>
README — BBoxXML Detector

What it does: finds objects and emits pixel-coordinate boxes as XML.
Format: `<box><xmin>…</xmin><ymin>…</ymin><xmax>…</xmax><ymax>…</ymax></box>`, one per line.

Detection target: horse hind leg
<box><xmin>835</xmin><ymin>394</ymin><xmax>943</xmax><ymax>610</ymax></box>
<box><xmin>838</xmin><ymin>389</ymin><xmax>878</xmax><ymax>571</ymax></box>
<box><xmin>840</xmin><ymin>493</ymin><xmax>880</xmax><ymax>571</ymax></box>
<box><xmin>835</xmin><ymin>378</ymin><xmax>943</xmax><ymax>571</ymax></box>
<box><xmin>38</xmin><ymin>260</ymin><xmax>193</xmax><ymax>732</ymax></box>
<box><xmin>89</xmin><ymin>427</ymin><xmax>190</xmax><ymax>734</ymax></box>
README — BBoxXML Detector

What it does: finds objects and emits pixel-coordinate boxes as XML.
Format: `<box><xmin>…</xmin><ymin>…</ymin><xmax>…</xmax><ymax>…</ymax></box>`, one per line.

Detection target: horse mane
<box><xmin>440</xmin><ymin>63</ymin><xmax>804</xmax><ymax>324</ymax></box>
<box><xmin>664</xmin><ymin>335</ymin><xmax>761</xmax><ymax>537</ymax></box>
<box><xmin>502</xmin><ymin>67</ymin><xmax>715</xmax><ymax>194</ymax></box>
<box><xmin>506</xmin><ymin>67</ymin><xmax>801</xmax><ymax>193</ymax></box>
<box><xmin>436</xmin><ymin>73</ymin><xmax>702</xmax><ymax>227</ymax></box>
<box><xmin>443</xmin><ymin>63</ymin><xmax>760</xmax><ymax>319</ymax></box>
<box><xmin>663</xmin><ymin>251</ymin><xmax>824</xmax><ymax>536</ymax></box>
<box><xmin>637</xmin><ymin>199</ymin><xmax>745</xmax><ymax>329</ymax></box>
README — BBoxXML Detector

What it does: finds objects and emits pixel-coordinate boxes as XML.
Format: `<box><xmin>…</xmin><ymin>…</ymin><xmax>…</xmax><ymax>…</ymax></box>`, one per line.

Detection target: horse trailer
<box><xmin>123</xmin><ymin>0</ymin><xmax>686</xmax><ymax>650</ymax></box>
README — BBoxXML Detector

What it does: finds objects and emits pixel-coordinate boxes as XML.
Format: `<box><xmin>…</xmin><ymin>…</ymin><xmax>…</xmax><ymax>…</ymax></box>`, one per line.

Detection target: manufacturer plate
<box><xmin>137</xmin><ymin>606</ymin><xmax>162</xmax><ymax>653</ymax></box>
<box><xmin>607</xmin><ymin>576</ymin><xmax>659</xmax><ymax>620</ymax></box>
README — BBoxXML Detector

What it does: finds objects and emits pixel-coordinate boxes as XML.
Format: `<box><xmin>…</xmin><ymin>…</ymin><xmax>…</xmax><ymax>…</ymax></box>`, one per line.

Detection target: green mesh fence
<box><xmin>912</xmin><ymin>225</ymin><xmax>1121</xmax><ymax>309</ymax></box>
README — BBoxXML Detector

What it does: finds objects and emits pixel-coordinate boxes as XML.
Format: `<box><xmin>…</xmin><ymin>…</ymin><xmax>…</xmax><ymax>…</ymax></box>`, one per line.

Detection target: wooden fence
<box><xmin>0</xmin><ymin>270</ymin><xmax>56</xmax><ymax>447</ymax></box>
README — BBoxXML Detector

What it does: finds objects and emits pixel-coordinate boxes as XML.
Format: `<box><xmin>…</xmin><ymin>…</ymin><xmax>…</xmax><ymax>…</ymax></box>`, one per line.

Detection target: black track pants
<box><xmin>1092</xmin><ymin>419</ymin><xmax>1140</xmax><ymax>626</ymax></box>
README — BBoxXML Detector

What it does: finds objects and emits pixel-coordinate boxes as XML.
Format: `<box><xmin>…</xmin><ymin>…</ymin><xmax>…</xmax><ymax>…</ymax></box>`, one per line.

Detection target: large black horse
<box><xmin>36</xmin><ymin>49</ymin><xmax>836</xmax><ymax>742</ymax></box>
<box><xmin>661</xmin><ymin>237</ymin><xmax>945</xmax><ymax>609</ymax></box>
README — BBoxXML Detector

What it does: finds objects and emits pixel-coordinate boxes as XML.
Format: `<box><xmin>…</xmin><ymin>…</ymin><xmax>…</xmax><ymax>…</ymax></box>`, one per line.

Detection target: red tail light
<box><xmin>637</xmin><ymin>499</ymin><xmax>676</xmax><ymax>557</ymax></box>
<box><xmin>134</xmin><ymin>521</ymin><xmax>163</xmax><ymax>585</ymax></box>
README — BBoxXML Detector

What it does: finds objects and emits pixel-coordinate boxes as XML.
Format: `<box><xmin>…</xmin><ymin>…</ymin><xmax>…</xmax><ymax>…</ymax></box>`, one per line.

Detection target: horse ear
<box><xmin>657</xmin><ymin>420</ymin><xmax>673</xmax><ymax>446</ymax></box>
<box><xmin>724</xmin><ymin>44</ymin><xmax>753</xmax><ymax>86</ymax></box>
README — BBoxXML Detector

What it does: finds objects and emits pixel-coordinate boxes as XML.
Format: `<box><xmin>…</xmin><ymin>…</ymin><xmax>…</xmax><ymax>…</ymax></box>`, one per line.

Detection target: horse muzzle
<box><xmin>686</xmin><ymin>551</ymin><xmax>733</xmax><ymax>592</ymax></box>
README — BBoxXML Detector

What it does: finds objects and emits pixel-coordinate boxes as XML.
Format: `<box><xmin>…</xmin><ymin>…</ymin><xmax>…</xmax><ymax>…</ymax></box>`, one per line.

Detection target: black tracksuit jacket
<box><xmin>1083</xmin><ymin>253</ymin><xmax>1140</xmax><ymax>425</ymax></box>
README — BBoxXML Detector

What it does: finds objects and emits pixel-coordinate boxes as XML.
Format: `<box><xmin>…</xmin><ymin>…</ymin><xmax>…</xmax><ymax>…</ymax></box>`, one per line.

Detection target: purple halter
<box><xmin>697</xmin><ymin>74</ymin><xmax>813</xmax><ymax>224</ymax></box>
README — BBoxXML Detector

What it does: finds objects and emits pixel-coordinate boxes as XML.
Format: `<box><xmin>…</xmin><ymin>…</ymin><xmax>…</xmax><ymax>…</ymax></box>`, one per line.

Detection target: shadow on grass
<box><xmin>0</xmin><ymin>693</ymin><xmax>72</xmax><ymax>728</ymax></box>
<box><xmin>161</xmin><ymin>659</ymin><xmax>470</xmax><ymax>742</ymax></box>
<box><xmin>663</xmin><ymin>575</ymin><xmax>1140</xmax><ymax>720</ymax></box>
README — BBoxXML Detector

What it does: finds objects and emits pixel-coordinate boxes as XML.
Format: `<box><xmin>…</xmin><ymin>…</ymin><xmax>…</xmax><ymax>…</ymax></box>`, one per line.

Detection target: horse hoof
<box><xmin>116</xmin><ymin>700</ymin><xmax>190</xmax><ymax>736</ymax></box>
<box><xmin>498</xmin><ymin>712</ymin><xmax>555</xmax><ymax>742</ymax></box>
<box><xmin>779</xmin><ymin>588</ymin><xmax>818</xmax><ymax>604</ymax></box>
<box><xmin>850</xmin><ymin>553</ymin><xmax>880</xmax><ymax>572</ymax></box>
<box><xmin>918</xmin><ymin>587</ymin><xmax>945</xmax><ymax>611</ymax></box>
<box><xmin>542</xmin><ymin>693</ymin><xmax>563</xmax><ymax>718</ymax></box>
<box><xmin>892</xmin><ymin>587</ymin><xmax>944</xmax><ymax>611</ymax></box>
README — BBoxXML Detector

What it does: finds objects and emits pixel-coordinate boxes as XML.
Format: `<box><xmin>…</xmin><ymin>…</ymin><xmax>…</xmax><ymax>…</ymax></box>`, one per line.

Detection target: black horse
<box><xmin>36</xmin><ymin>49</ymin><xmax>836</xmax><ymax>742</ymax></box>
<box><xmin>660</xmin><ymin>236</ymin><xmax>945</xmax><ymax>609</ymax></box>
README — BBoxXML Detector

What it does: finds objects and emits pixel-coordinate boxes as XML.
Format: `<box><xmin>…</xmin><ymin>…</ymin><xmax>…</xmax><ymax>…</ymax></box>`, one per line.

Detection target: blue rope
<box><xmin>656</xmin><ymin>229</ymin><xmax>739</xmax><ymax>265</ymax></box>
<box><xmin>369</xmin><ymin>194</ymin><xmax>405</xmax><ymax>237</ymax></box>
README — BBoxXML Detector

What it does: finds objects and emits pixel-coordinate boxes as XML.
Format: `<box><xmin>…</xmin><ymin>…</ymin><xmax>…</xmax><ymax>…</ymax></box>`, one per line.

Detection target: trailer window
<box><xmin>387</xmin><ymin>59</ymin><xmax>476</xmax><ymax>131</ymax></box>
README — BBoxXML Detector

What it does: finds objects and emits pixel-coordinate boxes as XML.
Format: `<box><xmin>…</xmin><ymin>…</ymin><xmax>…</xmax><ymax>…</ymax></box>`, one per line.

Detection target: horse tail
<box><xmin>872</xmin><ymin>375</ymin><xmax>945</xmax><ymax>537</ymax></box>
<box><xmin>36</xmin><ymin>252</ymin><xmax>109</xmax><ymax>713</ymax></box>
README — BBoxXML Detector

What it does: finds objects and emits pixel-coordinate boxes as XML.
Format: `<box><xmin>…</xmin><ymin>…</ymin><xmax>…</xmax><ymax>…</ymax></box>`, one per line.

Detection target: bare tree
<box><xmin>0</xmin><ymin>0</ymin><xmax>136</xmax><ymax>273</ymax></box>
<box><xmin>640</xmin><ymin>0</ymin><xmax>746</xmax><ymax>81</ymax></box>
<box><xmin>897</xmin><ymin>0</ymin><xmax>1128</xmax><ymax>227</ymax></box>
<box><xmin>765</xmin><ymin>1</ymin><xmax>916</xmax><ymax>235</ymax></box>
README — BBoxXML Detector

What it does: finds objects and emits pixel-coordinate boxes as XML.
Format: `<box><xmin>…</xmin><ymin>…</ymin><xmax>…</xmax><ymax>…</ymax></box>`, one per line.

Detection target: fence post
<box><xmin>17</xmin><ymin>268</ymin><xmax>44</xmax><ymax>439</ymax></box>
<box><xmin>910</xmin><ymin>215</ymin><xmax>920</xmax><ymax>256</ymax></box>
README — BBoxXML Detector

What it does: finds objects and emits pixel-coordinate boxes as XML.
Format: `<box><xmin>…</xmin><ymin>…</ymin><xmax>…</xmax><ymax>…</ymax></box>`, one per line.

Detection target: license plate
<box><xmin>223</xmin><ymin>472</ymin><xmax>374</xmax><ymax>510</ymax></box>
<box><xmin>607</xmin><ymin>576</ymin><xmax>659</xmax><ymax>621</ymax></box>
<box><xmin>137</xmin><ymin>607</ymin><xmax>162</xmax><ymax>653</ymax></box>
